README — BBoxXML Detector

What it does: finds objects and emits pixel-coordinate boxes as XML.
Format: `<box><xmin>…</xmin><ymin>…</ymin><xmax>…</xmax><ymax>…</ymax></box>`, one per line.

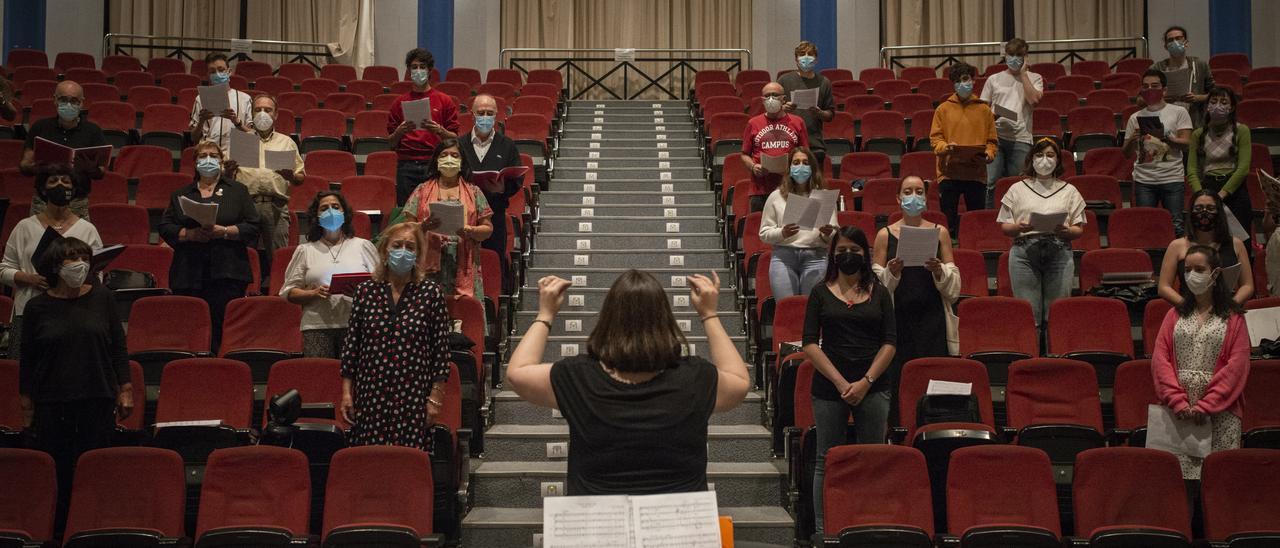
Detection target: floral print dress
<box><xmin>1172</xmin><ymin>314</ymin><xmax>1243</xmax><ymax>479</ymax></box>
<box><xmin>340</xmin><ymin>279</ymin><xmax>452</xmax><ymax>450</ymax></box>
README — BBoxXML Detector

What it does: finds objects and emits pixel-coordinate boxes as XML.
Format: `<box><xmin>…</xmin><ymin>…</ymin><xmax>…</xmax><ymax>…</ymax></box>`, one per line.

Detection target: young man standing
<box><xmin>1124</xmin><ymin>69</ymin><xmax>1193</xmax><ymax>237</ymax></box>
<box><xmin>980</xmin><ymin>38</ymin><xmax>1043</xmax><ymax>208</ymax></box>
<box><xmin>929</xmin><ymin>62</ymin><xmax>997</xmax><ymax>235</ymax></box>
<box><xmin>387</xmin><ymin>48</ymin><xmax>459</xmax><ymax>205</ymax></box>
<box><xmin>779</xmin><ymin>40</ymin><xmax>835</xmax><ymax>166</ymax></box>
<box><xmin>1150</xmin><ymin>25</ymin><xmax>1214</xmax><ymax>128</ymax></box>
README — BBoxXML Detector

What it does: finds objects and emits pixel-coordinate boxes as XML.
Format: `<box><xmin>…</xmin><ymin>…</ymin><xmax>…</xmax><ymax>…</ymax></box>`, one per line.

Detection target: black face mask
<box><xmin>1191</xmin><ymin>210</ymin><xmax>1217</xmax><ymax>232</ymax></box>
<box><xmin>833</xmin><ymin>251</ymin><xmax>865</xmax><ymax>276</ymax></box>
<box><xmin>44</xmin><ymin>185</ymin><xmax>73</xmax><ymax>207</ymax></box>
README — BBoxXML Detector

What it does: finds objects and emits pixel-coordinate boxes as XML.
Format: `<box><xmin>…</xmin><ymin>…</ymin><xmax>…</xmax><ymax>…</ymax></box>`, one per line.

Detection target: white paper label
<box><xmin>583</xmin><ymin>184</ymin><xmax>596</xmax><ymax>192</ymax></box>
<box><xmin>654</xmin><ymin>110</ymin><xmax>664</xmax><ymax>115</ymax></box>
<box><xmin>655</xmin><ymin>118</ymin><xmax>665</xmax><ymax>123</ymax></box>
<box><xmin>578</xmin><ymin>222</ymin><xmax>592</xmax><ymax>232</ymax></box>
<box><xmin>586</xmin><ymin>162</ymin><xmax>598</xmax><ymax>169</ymax></box>
<box><xmin>669</xmin><ymin>255</ymin><xmax>685</xmax><ymax>266</ymax></box>
<box><xmin>673</xmin><ymin>295</ymin><xmax>690</xmax><ymax>307</ymax></box>
<box><xmin>671</xmin><ymin>275</ymin><xmax>687</xmax><ymax>287</ymax></box>
<box><xmin>685</xmin><ymin>343</ymin><xmax>696</xmax><ymax>355</ymax></box>
<box><xmin>659</xmin><ymin>161</ymin><xmax>671</xmax><ymax>169</ymax></box>
<box><xmin>589</xmin><ymin>142</ymin><xmax>600</xmax><ymax>148</ymax></box>
<box><xmin>591</xmin><ymin>133</ymin><xmax>602</xmax><ymax>140</ymax></box>
<box><xmin>661</xmin><ymin>183</ymin><xmax>674</xmax><ymax>192</ymax></box>
<box><xmin>657</xmin><ymin>142</ymin><xmax>668</xmax><ymax>149</ymax></box>
<box><xmin>571</xmin><ymin>275</ymin><xmax>587</xmax><ymax>286</ymax></box>
<box><xmin>596</xmin><ymin>104</ymin><xmax>606</xmax><ymax>108</ymax></box>
<box><xmin>585</xmin><ymin>172</ymin><xmax>597</xmax><ymax>180</ymax></box>
<box><xmin>664</xmin><ymin>208</ymin><xmax>678</xmax><ymax>217</ymax></box>
<box><xmin>581</xmin><ymin>208</ymin><xmax>594</xmax><ymax>217</ymax></box>
<box><xmin>576</xmin><ymin>240</ymin><xmax>591</xmax><ymax>250</ymax></box>
<box><xmin>593</xmin><ymin>117</ymin><xmax>604</xmax><ymax>123</ymax></box>
<box><xmin>573</xmin><ymin>255</ymin><xmax>589</xmax><ymax>266</ymax></box>
<box><xmin>652</xmin><ymin>103</ymin><xmax>662</xmax><ymax>108</ymax></box>
<box><xmin>592</xmin><ymin>125</ymin><xmax>602</xmax><ymax>131</ymax></box>
<box><xmin>656</xmin><ymin>126</ymin><xmax>666</xmax><ymax>131</ymax></box>
<box><xmin>565</xmin><ymin>320</ymin><xmax>582</xmax><ymax>332</ymax></box>
<box><xmin>561</xmin><ymin>343</ymin><xmax>579</xmax><ymax>357</ymax></box>
<box><xmin>658</xmin><ymin>151</ymin><xmax>670</xmax><ymax>158</ymax></box>
<box><xmin>594</xmin><ymin>110</ymin><xmax>604</xmax><ymax>115</ymax></box>
<box><xmin>569</xmin><ymin>295</ymin><xmax>585</xmax><ymax>307</ymax></box>
<box><xmin>589</xmin><ymin>151</ymin><xmax>600</xmax><ymax>159</ymax></box>
<box><xmin>660</xmin><ymin>172</ymin><xmax>672</xmax><ymax>180</ymax></box>
<box><xmin>662</xmin><ymin>196</ymin><xmax>675</xmax><ymax>205</ymax></box>
<box><xmin>656</xmin><ymin>134</ymin><xmax>667</xmax><ymax>141</ymax></box>
<box><xmin>677</xmin><ymin>319</ymin><xmax>691</xmax><ymax>332</ymax></box>
<box><xmin>667</xmin><ymin>239</ymin><xmax>682</xmax><ymax>249</ymax></box>
<box><xmin>666</xmin><ymin>222</ymin><xmax>680</xmax><ymax>232</ymax></box>
<box><xmin>582</xmin><ymin>196</ymin><xmax>595</xmax><ymax>205</ymax></box>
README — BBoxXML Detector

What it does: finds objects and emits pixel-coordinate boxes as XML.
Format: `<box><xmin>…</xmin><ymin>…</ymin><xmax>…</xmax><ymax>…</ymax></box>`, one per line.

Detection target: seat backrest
<box><xmin>264</xmin><ymin>358</ymin><xmax>345</xmax><ymax>428</ymax></box>
<box><xmin>1241</xmin><ymin>359</ymin><xmax>1280</xmax><ymax>432</ymax></box>
<box><xmin>446</xmin><ymin>67</ymin><xmax>482</xmax><ymax>88</ymax></box>
<box><xmin>319</xmin><ymin>63</ymin><xmax>358</xmax><ymax>84</ymax></box>
<box><xmin>277</xmin><ymin>62</ymin><xmax>317</xmax><ymax>84</ymax></box>
<box><xmin>838</xmin><ymin>152</ymin><xmax>892</xmax><ymax>179</ymax></box>
<box><xmin>898</xmin><ymin>357</ymin><xmax>995</xmax><ymax>439</ymax></box>
<box><xmin>361</xmin><ymin>65</ymin><xmax>400</xmax><ymax>85</ymax></box>
<box><xmin>156</xmin><ymin>358</ymin><xmax>253</xmax><ymax>428</ymax></box>
<box><xmin>135</xmin><ymin>172</ymin><xmax>191</xmax><ymax>210</ymax></box>
<box><xmin>0</xmin><ymin>449</ymin><xmax>57</xmax><ymax>542</ymax></box>
<box><xmin>771</xmin><ymin>295</ymin><xmax>808</xmax><ymax>357</ymax></box>
<box><xmin>957</xmin><ymin>296</ymin><xmax>1038</xmax><ymax>357</ymax></box>
<box><xmin>1006</xmin><ymin>358</ymin><xmax>1103</xmax><ymax>431</ymax></box>
<box><xmin>364</xmin><ymin>151</ymin><xmax>398</xmax><ymax>180</ymax></box>
<box><xmin>305</xmin><ymin>150</ymin><xmax>357</xmax><ymax>182</ymax></box>
<box><xmin>300</xmin><ymin>108</ymin><xmax>348</xmax><ymax>139</ymax></box>
<box><xmin>822</xmin><ymin>445</ymin><xmax>933</xmax><ymax>536</ymax></box>
<box><xmin>339</xmin><ymin>175</ymin><xmax>396</xmax><ymax>216</ymax></box>
<box><xmin>947</xmin><ymin>445</ymin><xmax>1061</xmax><ymax>537</ymax></box>
<box><xmin>957</xmin><ymin>210</ymin><xmax>1010</xmax><ymax>252</ymax></box>
<box><xmin>0</xmin><ymin>360</ymin><xmax>20</xmax><ymax>429</ymax></box>
<box><xmin>113</xmin><ymin>145</ymin><xmax>174</xmax><ymax>179</ymax></box>
<box><xmin>127</xmin><ymin>295</ymin><xmax>210</xmax><ymax>353</ymax></box>
<box><xmin>1071</xmin><ymin>60</ymin><xmax>1110</xmax><ymax>80</ymax></box>
<box><xmin>1107</xmin><ymin>207</ymin><xmax>1175</xmax><ymax>249</ymax></box>
<box><xmin>1201</xmin><ymin>448</ymin><xmax>1280</xmax><ymax>541</ymax></box>
<box><xmin>108</xmin><ymin>245</ymin><xmax>173</xmax><ymax>289</ymax></box>
<box><xmin>1112</xmin><ymin>359</ymin><xmax>1159</xmax><ymax>430</ymax></box>
<box><xmin>322</xmin><ymin>92</ymin><xmax>365</xmax><ymax>116</ymax></box>
<box><xmin>253</xmin><ymin>75</ymin><xmax>294</xmax><ymax>97</ymax></box>
<box><xmin>323</xmin><ymin>445</ymin><xmax>434</xmax><ymax>538</ymax></box>
<box><xmin>197</xmin><ymin>446</ymin><xmax>311</xmax><ymax>538</ymax></box>
<box><xmin>1079</xmin><ymin>248</ymin><xmax>1152</xmax><ymax>293</ymax></box>
<box><xmin>1073</xmin><ymin>447</ymin><xmax>1191</xmax><ymax>539</ymax></box>
<box><xmin>88</xmin><ymin>100</ymin><xmax>136</xmax><ymax>132</ymax></box>
<box><xmin>526</xmin><ymin>69</ymin><xmax>564</xmax><ymax>88</ymax></box>
<box><xmin>141</xmin><ymin>103</ymin><xmax>189</xmax><ymax>133</ymax></box>
<box><xmin>65</xmin><ymin>447</ymin><xmax>186</xmax><ymax>538</ymax></box>
<box><xmin>858</xmin><ymin>67</ymin><xmax>896</xmax><ymax>87</ymax></box>
<box><xmin>1048</xmin><ymin>296</ymin><xmax>1132</xmax><ymax>356</ymax></box>
<box><xmin>299</xmin><ymin>77</ymin><xmax>340</xmax><ymax>97</ymax></box>
<box><xmin>54</xmin><ymin>51</ymin><xmax>97</xmax><ymax>71</ymax></box>
<box><xmin>219</xmin><ymin>296</ymin><xmax>303</xmax><ymax>356</ymax></box>
<box><xmin>88</xmin><ymin>204</ymin><xmax>151</xmax><ymax>245</ymax></box>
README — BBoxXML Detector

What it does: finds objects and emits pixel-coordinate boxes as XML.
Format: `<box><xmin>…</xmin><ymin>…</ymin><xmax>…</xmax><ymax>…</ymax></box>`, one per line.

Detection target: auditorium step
<box><xmin>527</xmin><ymin>248</ymin><xmax>725</xmax><ymax>269</ymax></box>
<box><xmin>482</xmin><ymin>424</ymin><xmax>771</xmax><ymax>463</ymax></box>
<box><xmin>517</xmin><ymin>285</ymin><xmax>737</xmax><ymax>311</ymax></box>
<box><xmin>538</xmin><ymin>190</ymin><xmax>716</xmax><ymax>207</ymax></box>
<box><xmin>471</xmin><ymin>461</ymin><xmax>785</xmax><ymax>508</ymax></box>
<box><xmin>550</xmin><ymin>179</ymin><xmax>708</xmax><ymax>193</ymax></box>
<box><xmin>511</xmin><ymin>309</ymin><xmax>743</xmax><ymax>338</ymax></box>
<box><xmin>491</xmin><ymin>390</ymin><xmax>764</xmax><ymax>426</ymax></box>
<box><xmin>460</xmin><ymin>506</ymin><xmax>794</xmax><ymax>547</ymax></box>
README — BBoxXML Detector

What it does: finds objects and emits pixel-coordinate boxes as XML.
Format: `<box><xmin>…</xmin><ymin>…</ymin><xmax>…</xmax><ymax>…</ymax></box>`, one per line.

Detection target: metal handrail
<box><xmin>102</xmin><ymin>33</ymin><xmax>335</xmax><ymax>67</ymax></box>
<box><xmin>500</xmin><ymin>47</ymin><xmax>752</xmax><ymax>68</ymax></box>
<box><xmin>880</xmin><ymin>36</ymin><xmax>1148</xmax><ymax>68</ymax></box>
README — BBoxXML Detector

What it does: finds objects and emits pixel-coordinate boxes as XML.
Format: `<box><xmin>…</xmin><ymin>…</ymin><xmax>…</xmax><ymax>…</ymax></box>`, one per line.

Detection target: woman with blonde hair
<box><xmin>339</xmin><ymin>222</ymin><xmax>452</xmax><ymax>449</ymax></box>
<box><xmin>758</xmin><ymin>146</ymin><xmax>838</xmax><ymax>298</ymax></box>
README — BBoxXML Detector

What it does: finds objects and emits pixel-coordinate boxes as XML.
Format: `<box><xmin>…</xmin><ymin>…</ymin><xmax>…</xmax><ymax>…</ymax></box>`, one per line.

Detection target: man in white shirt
<box><xmin>980</xmin><ymin>37</ymin><xmax>1043</xmax><ymax>208</ymax></box>
<box><xmin>189</xmin><ymin>52</ymin><xmax>253</xmax><ymax>151</ymax></box>
<box><xmin>1124</xmin><ymin>69</ymin><xmax>1193</xmax><ymax>237</ymax></box>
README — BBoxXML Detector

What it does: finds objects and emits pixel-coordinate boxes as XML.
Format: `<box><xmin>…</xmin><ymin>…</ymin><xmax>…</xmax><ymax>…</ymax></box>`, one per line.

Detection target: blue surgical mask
<box><xmin>900</xmin><ymin>194</ymin><xmax>926</xmax><ymax>216</ymax></box>
<box><xmin>318</xmin><ymin>208</ymin><xmax>345</xmax><ymax>232</ymax></box>
<box><xmin>210</xmin><ymin>70</ymin><xmax>231</xmax><ymax>85</ymax></box>
<box><xmin>1166</xmin><ymin>40</ymin><xmax>1186</xmax><ymax>56</ymax></box>
<box><xmin>195</xmin><ymin>157</ymin><xmax>221</xmax><ymax>178</ymax></box>
<box><xmin>954</xmin><ymin>81</ymin><xmax>974</xmax><ymax>99</ymax></box>
<box><xmin>410</xmin><ymin>68</ymin><xmax>430</xmax><ymax>86</ymax></box>
<box><xmin>57</xmin><ymin>102</ymin><xmax>80</xmax><ymax>122</ymax></box>
<box><xmin>387</xmin><ymin>248</ymin><xmax>417</xmax><ymax>274</ymax></box>
<box><xmin>474</xmin><ymin>114</ymin><xmax>496</xmax><ymax>134</ymax></box>
<box><xmin>1005</xmin><ymin>55</ymin><xmax>1024</xmax><ymax>71</ymax></box>
<box><xmin>797</xmin><ymin>55</ymin><xmax>816</xmax><ymax>72</ymax></box>
<box><xmin>789</xmin><ymin>164</ymin><xmax>812</xmax><ymax>184</ymax></box>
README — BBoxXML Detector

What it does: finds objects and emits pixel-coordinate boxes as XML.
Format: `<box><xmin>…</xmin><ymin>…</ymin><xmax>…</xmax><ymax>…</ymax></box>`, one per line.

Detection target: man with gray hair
<box><xmin>19</xmin><ymin>80</ymin><xmax>107</xmax><ymax>218</ymax></box>
<box><xmin>459</xmin><ymin>93</ymin><xmax>523</xmax><ymax>292</ymax></box>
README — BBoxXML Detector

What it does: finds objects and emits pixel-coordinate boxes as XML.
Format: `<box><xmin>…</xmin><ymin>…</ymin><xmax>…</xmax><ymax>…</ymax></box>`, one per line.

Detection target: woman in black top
<box><xmin>18</xmin><ymin>237</ymin><xmax>131</xmax><ymax>528</ymax></box>
<box><xmin>157</xmin><ymin>141</ymin><xmax>260</xmax><ymax>352</ymax></box>
<box><xmin>803</xmin><ymin>225</ymin><xmax>896</xmax><ymax>536</ymax></box>
<box><xmin>505</xmin><ymin>270</ymin><xmax>751</xmax><ymax>495</ymax></box>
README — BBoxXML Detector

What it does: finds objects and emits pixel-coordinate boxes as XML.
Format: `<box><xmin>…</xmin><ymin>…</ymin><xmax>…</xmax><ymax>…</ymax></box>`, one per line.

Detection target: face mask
<box><xmin>437</xmin><ymin>155</ymin><xmax>462</xmax><ymax>176</ymax></box>
<box><xmin>954</xmin><ymin>81</ymin><xmax>974</xmax><ymax>99</ymax></box>
<box><xmin>1033</xmin><ymin>155</ymin><xmax>1057</xmax><ymax>177</ymax></box>
<box><xmin>318</xmin><ymin>208</ymin><xmax>345</xmax><ymax>233</ymax></box>
<box><xmin>59</xmin><ymin>261</ymin><xmax>89</xmax><ymax>289</ymax></box>
<box><xmin>1192</xmin><ymin>209</ymin><xmax>1217</xmax><ymax>232</ymax></box>
<box><xmin>387</xmin><ymin>248</ymin><xmax>417</xmax><ymax>275</ymax></box>
<box><xmin>57</xmin><ymin>102</ymin><xmax>80</xmax><ymax>122</ymax></box>
<box><xmin>44</xmin><ymin>184</ymin><xmax>73</xmax><ymax>206</ymax></box>
<box><xmin>411</xmin><ymin>68</ymin><xmax>430</xmax><ymax>86</ymax></box>
<box><xmin>1206</xmin><ymin>103</ymin><xmax>1230</xmax><ymax>121</ymax></box>
<box><xmin>1005</xmin><ymin>55</ymin><xmax>1024</xmax><ymax>71</ymax></box>
<box><xmin>1166</xmin><ymin>40</ymin><xmax>1187</xmax><ymax>56</ymax></box>
<box><xmin>797</xmin><ymin>55</ymin><xmax>816</xmax><ymax>72</ymax></box>
<box><xmin>253</xmin><ymin>111</ymin><xmax>274</xmax><ymax>131</ymax></box>
<box><xmin>210</xmin><ymin>70</ymin><xmax>231</xmax><ymax>85</ymax></box>
<box><xmin>1184</xmin><ymin>269</ymin><xmax>1215</xmax><ymax>296</ymax></box>
<box><xmin>196</xmin><ymin>157</ymin><xmax>222</xmax><ymax>178</ymax></box>
<box><xmin>900</xmin><ymin>194</ymin><xmax>926</xmax><ymax>216</ymax></box>
<box><xmin>789</xmin><ymin>164</ymin><xmax>811</xmax><ymax>184</ymax></box>
<box><xmin>1140</xmin><ymin>88</ymin><xmax>1164</xmax><ymax>107</ymax></box>
<box><xmin>764</xmin><ymin>97</ymin><xmax>782</xmax><ymax>114</ymax></box>
<box><xmin>833</xmin><ymin>251</ymin><xmax>865</xmax><ymax>276</ymax></box>
<box><xmin>474</xmin><ymin>114</ymin><xmax>496</xmax><ymax>134</ymax></box>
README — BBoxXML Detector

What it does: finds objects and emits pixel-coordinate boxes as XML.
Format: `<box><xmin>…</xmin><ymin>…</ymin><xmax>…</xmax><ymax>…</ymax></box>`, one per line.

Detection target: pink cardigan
<box><xmin>1151</xmin><ymin>308</ymin><xmax>1250</xmax><ymax>417</ymax></box>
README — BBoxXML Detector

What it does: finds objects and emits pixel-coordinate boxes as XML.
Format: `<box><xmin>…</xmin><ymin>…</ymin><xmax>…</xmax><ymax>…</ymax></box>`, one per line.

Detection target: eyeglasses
<box><xmin>1191</xmin><ymin>205</ymin><xmax>1218</xmax><ymax>213</ymax></box>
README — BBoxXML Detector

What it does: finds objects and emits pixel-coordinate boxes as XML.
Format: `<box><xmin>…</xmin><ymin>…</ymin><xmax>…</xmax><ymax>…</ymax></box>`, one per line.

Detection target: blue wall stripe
<box><xmin>3</xmin><ymin>0</ymin><xmax>47</xmax><ymax>65</ymax></box>
<box><xmin>1208</xmin><ymin>0</ymin><xmax>1251</xmax><ymax>58</ymax></box>
<box><xmin>800</xmin><ymin>0</ymin><xmax>838</xmax><ymax>70</ymax></box>
<box><xmin>420</xmin><ymin>0</ymin><xmax>454</xmax><ymax>75</ymax></box>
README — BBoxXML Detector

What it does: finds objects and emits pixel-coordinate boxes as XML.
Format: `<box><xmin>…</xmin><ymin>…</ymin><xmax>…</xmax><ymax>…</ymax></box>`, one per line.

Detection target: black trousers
<box><xmin>176</xmin><ymin>279</ymin><xmax>248</xmax><ymax>353</ymax></box>
<box><xmin>940</xmin><ymin>179</ymin><xmax>986</xmax><ymax>236</ymax></box>
<box><xmin>34</xmin><ymin>398</ymin><xmax>116</xmax><ymax>534</ymax></box>
<box><xmin>482</xmin><ymin>205</ymin><xmax>514</xmax><ymax>294</ymax></box>
<box><xmin>396</xmin><ymin>160</ymin><xmax>432</xmax><ymax>206</ymax></box>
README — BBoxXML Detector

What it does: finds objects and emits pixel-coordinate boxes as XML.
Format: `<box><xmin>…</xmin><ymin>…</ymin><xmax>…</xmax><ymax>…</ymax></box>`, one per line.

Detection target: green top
<box><xmin>1187</xmin><ymin>122</ymin><xmax>1252</xmax><ymax>194</ymax></box>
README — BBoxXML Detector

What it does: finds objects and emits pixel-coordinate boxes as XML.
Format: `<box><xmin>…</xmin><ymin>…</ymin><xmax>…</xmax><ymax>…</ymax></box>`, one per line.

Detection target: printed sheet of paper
<box><xmin>1219</xmin><ymin>262</ymin><xmax>1243</xmax><ymax>290</ymax></box>
<box><xmin>1164</xmin><ymin>68</ymin><xmax>1192</xmax><ymax>99</ymax></box>
<box><xmin>1028</xmin><ymin>210</ymin><xmax>1068</xmax><ymax>233</ymax></box>
<box><xmin>1245</xmin><ymin>306</ymin><xmax>1280</xmax><ymax>347</ymax></box>
<box><xmin>179</xmin><ymin>196</ymin><xmax>219</xmax><ymax>227</ymax></box>
<box><xmin>1222</xmin><ymin>204</ymin><xmax>1249</xmax><ymax>241</ymax></box>
<box><xmin>760</xmin><ymin>152</ymin><xmax>789</xmax><ymax>175</ymax></box>
<box><xmin>264</xmin><ymin>149</ymin><xmax>297</xmax><ymax>171</ymax></box>
<box><xmin>543</xmin><ymin>495</ymin><xmax>633</xmax><ymax>548</ymax></box>
<box><xmin>401</xmin><ymin>97</ymin><xmax>432</xmax><ymax>126</ymax></box>
<box><xmin>782</xmin><ymin>193</ymin><xmax>819</xmax><ymax>230</ymax></box>
<box><xmin>790</xmin><ymin>88</ymin><xmax>819</xmax><ymax>110</ymax></box>
<box><xmin>630</xmin><ymin>491</ymin><xmax>721</xmax><ymax>548</ymax></box>
<box><xmin>1145</xmin><ymin>404</ymin><xmax>1212</xmax><ymax>458</ymax></box>
<box><xmin>810</xmin><ymin>189</ymin><xmax>840</xmax><ymax>227</ymax></box>
<box><xmin>993</xmin><ymin>102</ymin><xmax>1019</xmax><ymax>121</ymax></box>
<box><xmin>198</xmin><ymin>84</ymin><xmax>230</xmax><ymax>113</ymax></box>
<box><xmin>1259</xmin><ymin>170</ymin><xmax>1280</xmax><ymax>212</ymax></box>
<box><xmin>895</xmin><ymin>224</ymin><xmax>940</xmax><ymax>267</ymax></box>
<box><xmin>428</xmin><ymin>200</ymin><xmax>465</xmax><ymax>236</ymax></box>
<box><xmin>228</xmin><ymin>128</ymin><xmax>260</xmax><ymax>168</ymax></box>
<box><xmin>926</xmin><ymin>379</ymin><xmax>972</xmax><ymax>396</ymax></box>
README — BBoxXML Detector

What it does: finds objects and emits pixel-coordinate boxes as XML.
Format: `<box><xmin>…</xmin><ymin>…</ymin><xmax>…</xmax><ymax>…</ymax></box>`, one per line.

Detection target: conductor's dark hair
<box><xmin>588</xmin><ymin>269</ymin><xmax>689</xmax><ymax>373</ymax></box>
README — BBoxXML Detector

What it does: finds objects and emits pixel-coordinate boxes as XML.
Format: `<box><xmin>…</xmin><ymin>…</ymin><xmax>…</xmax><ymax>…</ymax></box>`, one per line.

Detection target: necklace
<box><xmin>326</xmin><ymin>237</ymin><xmax>345</xmax><ymax>263</ymax></box>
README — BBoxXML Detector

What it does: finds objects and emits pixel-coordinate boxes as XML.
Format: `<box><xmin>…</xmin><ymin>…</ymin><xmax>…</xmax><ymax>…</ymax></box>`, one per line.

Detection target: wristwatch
<box><xmin>864</xmin><ymin>374</ymin><xmax>876</xmax><ymax>383</ymax></box>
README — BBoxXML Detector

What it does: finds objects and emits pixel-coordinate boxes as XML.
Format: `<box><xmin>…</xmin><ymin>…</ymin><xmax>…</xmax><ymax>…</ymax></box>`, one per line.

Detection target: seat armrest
<box><xmin>1105</xmin><ymin>428</ymin><xmax>1132</xmax><ymax>447</ymax></box>
<box><xmin>888</xmin><ymin>426</ymin><xmax>908</xmax><ymax>445</ymax></box>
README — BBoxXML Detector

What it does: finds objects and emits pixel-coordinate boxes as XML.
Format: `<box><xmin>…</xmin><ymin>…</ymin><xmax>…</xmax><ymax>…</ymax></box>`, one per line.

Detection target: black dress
<box><xmin>886</xmin><ymin>232</ymin><xmax>949</xmax><ymax>366</ymax></box>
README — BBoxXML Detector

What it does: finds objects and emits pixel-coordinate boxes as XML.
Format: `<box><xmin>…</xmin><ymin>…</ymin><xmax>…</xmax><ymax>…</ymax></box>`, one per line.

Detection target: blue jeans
<box><xmin>395</xmin><ymin>160</ymin><xmax>432</xmax><ymax>206</ymax></box>
<box><xmin>769</xmin><ymin>246</ymin><xmax>827</xmax><ymax>299</ymax></box>
<box><xmin>1009</xmin><ymin>238</ymin><xmax>1074</xmax><ymax>328</ymax></box>
<box><xmin>985</xmin><ymin>139</ymin><xmax>1031</xmax><ymax>208</ymax></box>
<box><xmin>1134</xmin><ymin>181</ymin><xmax>1186</xmax><ymax>237</ymax></box>
<box><xmin>811</xmin><ymin>390</ymin><xmax>892</xmax><ymax>535</ymax></box>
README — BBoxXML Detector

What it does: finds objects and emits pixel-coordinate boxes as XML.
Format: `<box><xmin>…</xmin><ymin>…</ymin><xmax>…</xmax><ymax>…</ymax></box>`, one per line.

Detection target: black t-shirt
<box><xmin>549</xmin><ymin>354</ymin><xmax>718</xmax><ymax>496</ymax></box>
<box><xmin>19</xmin><ymin>284</ymin><xmax>129</xmax><ymax>403</ymax></box>
<box><xmin>803</xmin><ymin>282</ymin><xmax>896</xmax><ymax>401</ymax></box>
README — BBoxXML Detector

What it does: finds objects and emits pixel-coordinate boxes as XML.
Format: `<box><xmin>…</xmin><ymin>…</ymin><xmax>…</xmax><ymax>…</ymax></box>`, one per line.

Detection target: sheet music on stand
<box><xmin>542</xmin><ymin>491</ymin><xmax>720</xmax><ymax>548</ymax></box>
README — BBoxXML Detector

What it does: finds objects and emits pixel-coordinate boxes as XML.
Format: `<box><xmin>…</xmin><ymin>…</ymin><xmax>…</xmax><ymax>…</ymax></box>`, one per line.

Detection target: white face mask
<box><xmin>763</xmin><ymin>97</ymin><xmax>782</xmax><ymax>114</ymax></box>
<box><xmin>253</xmin><ymin>111</ymin><xmax>274</xmax><ymax>131</ymax></box>
<box><xmin>1184</xmin><ymin>269</ymin><xmax>1216</xmax><ymax>296</ymax></box>
<box><xmin>59</xmin><ymin>261</ymin><xmax>89</xmax><ymax>288</ymax></box>
<box><xmin>1032</xmin><ymin>155</ymin><xmax>1057</xmax><ymax>177</ymax></box>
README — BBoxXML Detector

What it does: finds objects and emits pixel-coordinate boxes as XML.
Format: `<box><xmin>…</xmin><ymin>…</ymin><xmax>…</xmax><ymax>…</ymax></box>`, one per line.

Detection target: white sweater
<box><xmin>278</xmin><ymin>237</ymin><xmax>380</xmax><ymax>330</ymax></box>
<box><xmin>758</xmin><ymin>189</ymin><xmax>838</xmax><ymax>249</ymax></box>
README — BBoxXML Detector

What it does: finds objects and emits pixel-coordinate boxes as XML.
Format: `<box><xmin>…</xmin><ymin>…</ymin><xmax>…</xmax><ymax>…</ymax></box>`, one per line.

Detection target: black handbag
<box><xmin>915</xmin><ymin>394</ymin><xmax>981</xmax><ymax>427</ymax></box>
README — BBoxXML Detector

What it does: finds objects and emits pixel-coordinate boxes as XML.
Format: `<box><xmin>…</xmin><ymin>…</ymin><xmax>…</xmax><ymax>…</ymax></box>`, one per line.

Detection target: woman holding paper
<box><xmin>1151</xmin><ymin>245</ymin><xmax>1249</xmax><ymax>479</ymax></box>
<box><xmin>759</xmin><ymin>147</ymin><xmax>838</xmax><ymax>298</ymax></box>
<box><xmin>402</xmin><ymin>138</ymin><xmax>493</xmax><ymax>299</ymax></box>
<box><xmin>803</xmin><ymin>225</ymin><xmax>896</xmax><ymax>536</ymax></box>
<box><xmin>339</xmin><ymin>222</ymin><xmax>452</xmax><ymax>448</ymax></box>
<box><xmin>997</xmin><ymin>138</ymin><xmax>1086</xmax><ymax>329</ymax></box>
<box><xmin>873</xmin><ymin>175</ymin><xmax>959</xmax><ymax>360</ymax></box>
<box><xmin>280</xmin><ymin>191</ymin><xmax>380</xmax><ymax>358</ymax></box>
<box><xmin>1158</xmin><ymin>190</ymin><xmax>1253</xmax><ymax>307</ymax></box>
<box><xmin>158</xmin><ymin>141</ymin><xmax>260</xmax><ymax>352</ymax></box>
